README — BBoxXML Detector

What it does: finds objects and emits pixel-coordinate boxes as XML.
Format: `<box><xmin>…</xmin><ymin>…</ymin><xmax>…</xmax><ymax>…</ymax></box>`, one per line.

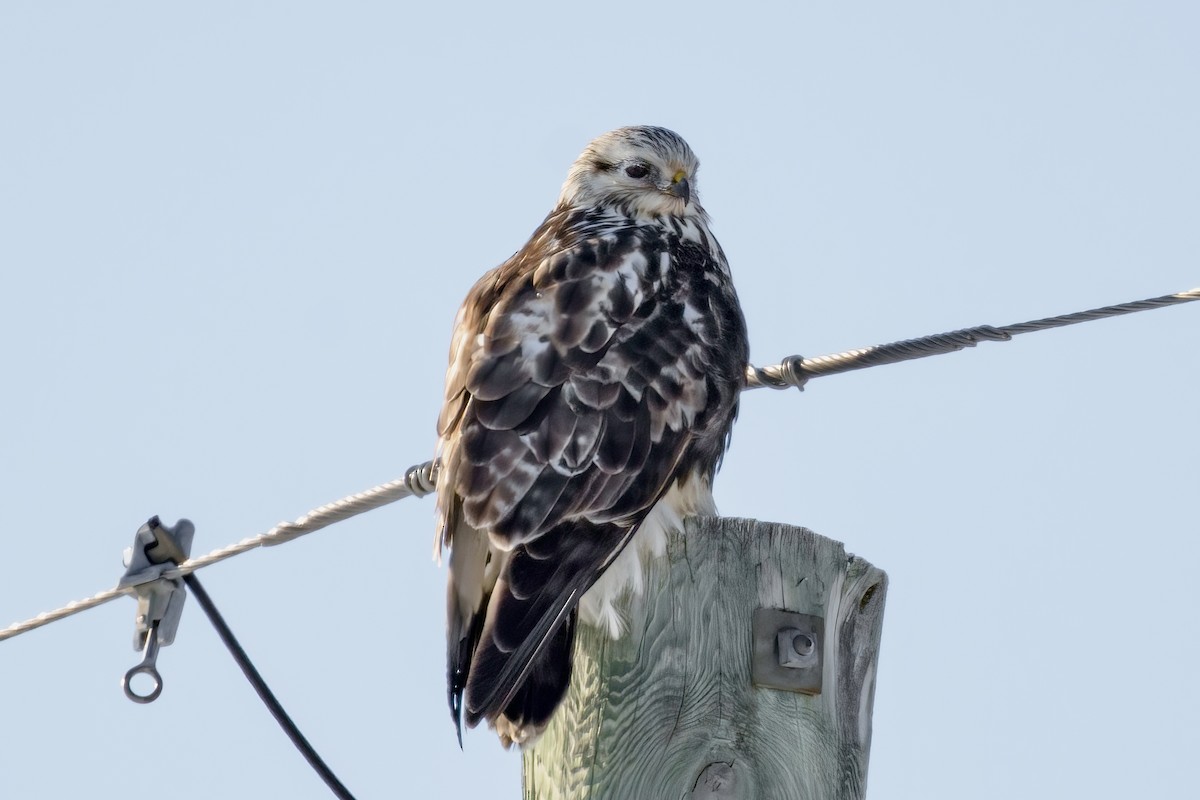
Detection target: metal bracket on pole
<box><xmin>117</xmin><ymin>516</ymin><xmax>194</xmax><ymax>703</ymax></box>
<box><xmin>751</xmin><ymin>607</ymin><xmax>824</xmax><ymax>695</ymax></box>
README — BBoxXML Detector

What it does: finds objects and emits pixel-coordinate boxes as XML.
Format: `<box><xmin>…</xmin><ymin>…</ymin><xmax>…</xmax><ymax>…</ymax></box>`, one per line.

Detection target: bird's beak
<box><xmin>666</xmin><ymin>171</ymin><xmax>691</xmax><ymax>205</ymax></box>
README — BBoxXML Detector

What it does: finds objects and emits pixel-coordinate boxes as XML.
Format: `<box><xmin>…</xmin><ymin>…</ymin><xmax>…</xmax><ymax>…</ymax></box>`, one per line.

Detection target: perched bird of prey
<box><xmin>435</xmin><ymin>126</ymin><xmax>749</xmax><ymax>748</ymax></box>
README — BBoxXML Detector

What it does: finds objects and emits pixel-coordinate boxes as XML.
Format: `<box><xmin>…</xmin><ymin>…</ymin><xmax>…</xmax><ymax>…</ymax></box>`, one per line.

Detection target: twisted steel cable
<box><xmin>2</xmin><ymin>286</ymin><xmax>1196</xmax><ymax>642</ymax></box>
<box><xmin>0</xmin><ymin>462</ymin><xmax>437</xmax><ymax>642</ymax></box>
<box><xmin>745</xmin><ymin>287</ymin><xmax>1199</xmax><ymax>390</ymax></box>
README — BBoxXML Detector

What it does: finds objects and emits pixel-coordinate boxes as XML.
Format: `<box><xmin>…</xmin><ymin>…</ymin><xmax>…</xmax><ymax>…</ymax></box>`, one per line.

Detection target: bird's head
<box><xmin>558</xmin><ymin>126</ymin><xmax>706</xmax><ymax>220</ymax></box>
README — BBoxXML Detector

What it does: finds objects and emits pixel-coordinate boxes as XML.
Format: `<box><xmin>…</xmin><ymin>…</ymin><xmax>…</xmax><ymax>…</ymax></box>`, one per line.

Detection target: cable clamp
<box><xmin>746</xmin><ymin>355</ymin><xmax>808</xmax><ymax>391</ymax></box>
<box><xmin>117</xmin><ymin>516</ymin><xmax>194</xmax><ymax>703</ymax></box>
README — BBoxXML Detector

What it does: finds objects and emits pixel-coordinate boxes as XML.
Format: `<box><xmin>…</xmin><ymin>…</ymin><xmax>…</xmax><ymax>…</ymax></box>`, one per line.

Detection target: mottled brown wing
<box><xmin>436</xmin><ymin>213</ymin><xmax>747</xmax><ymax>737</ymax></box>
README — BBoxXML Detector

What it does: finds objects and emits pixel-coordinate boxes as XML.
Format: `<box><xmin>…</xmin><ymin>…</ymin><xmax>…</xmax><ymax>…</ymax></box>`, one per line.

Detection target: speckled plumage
<box><xmin>435</xmin><ymin>126</ymin><xmax>749</xmax><ymax>748</ymax></box>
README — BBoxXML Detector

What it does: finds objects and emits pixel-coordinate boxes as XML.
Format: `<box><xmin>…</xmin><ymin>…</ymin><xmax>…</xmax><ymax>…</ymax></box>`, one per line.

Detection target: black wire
<box><xmin>182</xmin><ymin>573</ymin><xmax>358</xmax><ymax>800</ymax></box>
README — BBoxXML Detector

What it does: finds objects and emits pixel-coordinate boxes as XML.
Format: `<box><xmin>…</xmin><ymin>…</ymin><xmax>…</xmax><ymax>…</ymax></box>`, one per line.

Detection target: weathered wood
<box><xmin>522</xmin><ymin>517</ymin><xmax>887</xmax><ymax>800</ymax></box>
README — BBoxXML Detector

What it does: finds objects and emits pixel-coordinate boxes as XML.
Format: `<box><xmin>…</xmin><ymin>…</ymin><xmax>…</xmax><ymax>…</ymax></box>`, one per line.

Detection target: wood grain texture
<box><xmin>522</xmin><ymin>517</ymin><xmax>887</xmax><ymax>800</ymax></box>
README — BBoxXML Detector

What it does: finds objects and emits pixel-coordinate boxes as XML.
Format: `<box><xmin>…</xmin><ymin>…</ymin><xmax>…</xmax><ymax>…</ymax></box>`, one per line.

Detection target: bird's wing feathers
<box><xmin>437</xmin><ymin>210</ymin><xmax>745</xmax><ymax>741</ymax></box>
<box><xmin>441</xmin><ymin>217</ymin><xmax>729</xmax><ymax>542</ymax></box>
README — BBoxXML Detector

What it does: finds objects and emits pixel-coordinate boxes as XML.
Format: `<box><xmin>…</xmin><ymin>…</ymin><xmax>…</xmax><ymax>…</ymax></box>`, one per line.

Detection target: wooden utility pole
<box><xmin>522</xmin><ymin>517</ymin><xmax>887</xmax><ymax>800</ymax></box>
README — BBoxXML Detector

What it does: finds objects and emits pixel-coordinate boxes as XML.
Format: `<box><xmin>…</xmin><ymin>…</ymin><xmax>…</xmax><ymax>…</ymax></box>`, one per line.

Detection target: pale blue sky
<box><xmin>2</xmin><ymin>2</ymin><xmax>1197</xmax><ymax>798</ymax></box>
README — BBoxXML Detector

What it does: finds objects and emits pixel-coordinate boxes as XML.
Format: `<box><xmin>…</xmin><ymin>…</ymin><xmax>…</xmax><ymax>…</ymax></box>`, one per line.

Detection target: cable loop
<box><xmin>746</xmin><ymin>355</ymin><xmax>808</xmax><ymax>391</ymax></box>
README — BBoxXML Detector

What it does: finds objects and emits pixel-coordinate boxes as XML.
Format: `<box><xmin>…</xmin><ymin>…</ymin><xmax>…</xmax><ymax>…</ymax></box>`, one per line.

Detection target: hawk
<box><xmin>435</xmin><ymin>126</ymin><xmax>749</xmax><ymax>747</ymax></box>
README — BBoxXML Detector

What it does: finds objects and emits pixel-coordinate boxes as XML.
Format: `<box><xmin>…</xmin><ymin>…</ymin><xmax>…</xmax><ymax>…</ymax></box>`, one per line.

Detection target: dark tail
<box><xmin>490</xmin><ymin>610</ymin><xmax>576</xmax><ymax>747</ymax></box>
<box><xmin>450</xmin><ymin>518</ymin><xmax>631</xmax><ymax>746</ymax></box>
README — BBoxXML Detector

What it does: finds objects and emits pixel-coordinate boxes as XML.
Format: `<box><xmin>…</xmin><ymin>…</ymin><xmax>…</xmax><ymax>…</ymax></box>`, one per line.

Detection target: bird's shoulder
<box><xmin>462</xmin><ymin>204</ymin><xmax>728</xmax><ymax>344</ymax></box>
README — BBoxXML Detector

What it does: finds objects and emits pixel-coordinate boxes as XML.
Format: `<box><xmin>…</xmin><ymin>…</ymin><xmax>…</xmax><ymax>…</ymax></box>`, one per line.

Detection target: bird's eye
<box><xmin>624</xmin><ymin>164</ymin><xmax>650</xmax><ymax>179</ymax></box>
